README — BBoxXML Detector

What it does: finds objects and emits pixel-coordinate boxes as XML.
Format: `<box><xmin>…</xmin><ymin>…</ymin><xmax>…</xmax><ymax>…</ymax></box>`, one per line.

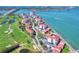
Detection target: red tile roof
<box><xmin>43</xmin><ymin>28</ymin><xmax>51</xmax><ymax>33</ymax></box>
<box><xmin>51</xmin><ymin>40</ymin><xmax>65</xmax><ymax>53</ymax></box>
<box><xmin>51</xmin><ymin>46</ymin><xmax>61</xmax><ymax>53</ymax></box>
<box><xmin>25</xmin><ymin>27</ymin><xmax>34</xmax><ymax>34</ymax></box>
<box><xmin>34</xmin><ymin>17</ymin><xmax>41</xmax><ymax>21</ymax></box>
<box><xmin>39</xmin><ymin>23</ymin><xmax>47</xmax><ymax>29</ymax></box>
<box><xmin>51</xmin><ymin>34</ymin><xmax>60</xmax><ymax>41</ymax></box>
<box><xmin>47</xmin><ymin>34</ymin><xmax>60</xmax><ymax>41</ymax></box>
<box><xmin>25</xmin><ymin>19</ymin><xmax>29</xmax><ymax>22</ymax></box>
<box><xmin>57</xmin><ymin>40</ymin><xmax>65</xmax><ymax>49</ymax></box>
<box><xmin>39</xmin><ymin>23</ymin><xmax>47</xmax><ymax>27</ymax></box>
<box><xmin>40</xmin><ymin>20</ymin><xmax>45</xmax><ymax>23</ymax></box>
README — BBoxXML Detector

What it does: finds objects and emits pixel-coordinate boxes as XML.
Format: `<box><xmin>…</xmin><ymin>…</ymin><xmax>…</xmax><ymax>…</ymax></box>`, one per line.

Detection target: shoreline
<box><xmin>41</xmin><ymin>17</ymin><xmax>76</xmax><ymax>53</ymax></box>
<box><xmin>52</xmin><ymin>28</ymin><xmax>75</xmax><ymax>52</ymax></box>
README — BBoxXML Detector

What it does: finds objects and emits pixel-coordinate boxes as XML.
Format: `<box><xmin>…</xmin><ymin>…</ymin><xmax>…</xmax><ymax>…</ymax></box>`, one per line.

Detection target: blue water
<box><xmin>0</xmin><ymin>10</ymin><xmax>8</xmax><ymax>15</ymax></box>
<box><xmin>35</xmin><ymin>10</ymin><xmax>79</xmax><ymax>50</ymax></box>
<box><xmin>2</xmin><ymin>8</ymin><xmax>79</xmax><ymax>50</ymax></box>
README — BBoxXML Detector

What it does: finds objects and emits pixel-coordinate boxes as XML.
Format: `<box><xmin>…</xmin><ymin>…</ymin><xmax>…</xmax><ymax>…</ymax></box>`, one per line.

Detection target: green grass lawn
<box><xmin>62</xmin><ymin>44</ymin><xmax>70</xmax><ymax>53</ymax></box>
<box><xmin>0</xmin><ymin>23</ymin><xmax>16</xmax><ymax>52</ymax></box>
<box><xmin>0</xmin><ymin>15</ymin><xmax>34</xmax><ymax>52</ymax></box>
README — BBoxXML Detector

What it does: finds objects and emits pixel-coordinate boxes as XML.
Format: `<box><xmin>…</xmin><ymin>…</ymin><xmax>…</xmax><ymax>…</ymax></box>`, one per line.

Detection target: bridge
<box><xmin>0</xmin><ymin>8</ymin><xmax>19</xmax><ymax>18</ymax></box>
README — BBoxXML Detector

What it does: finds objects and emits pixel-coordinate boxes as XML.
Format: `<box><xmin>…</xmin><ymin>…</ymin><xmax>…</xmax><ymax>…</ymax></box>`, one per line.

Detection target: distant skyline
<box><xmin>0</xmin><ymin>6</ymin><xmax>79</xmax><ymax>8</ymax></box>
<box><xmin>0</xmin><ymin>6</ymin><xmax>79</xmax><ymax>11</ymax></box>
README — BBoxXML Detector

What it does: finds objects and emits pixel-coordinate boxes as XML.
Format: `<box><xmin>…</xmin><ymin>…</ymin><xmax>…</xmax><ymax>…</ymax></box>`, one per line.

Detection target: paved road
<box><xmin>32</xmin><ymin>19</ymin><xmax>45</xmax><ymax>52</ymax></box>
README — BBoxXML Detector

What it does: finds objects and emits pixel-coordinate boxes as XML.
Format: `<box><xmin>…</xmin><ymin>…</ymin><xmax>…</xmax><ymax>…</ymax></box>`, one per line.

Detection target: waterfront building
<box><xmin>38</xmin><ymin>23</ymin><xmax>48</xmax><ymax>30</ymax></box>
<box><xmin>34</xmin><ymin>17</ymin><xmax>41</xmax><ymax>22</ymax></box>
<box><xmin>51</xmin><ymin>40</ymin><xmax>65</xmax><ymax>53</ymax></box>
<box><xmin>46</xmin><ymin>34</ymin><xmax>60</xmax><ymax>46</ymax></box>
<box><xmin>25</xmin><ymin>26</ymin><xmax>35</xmax><ymax>36</ymax></box>
<box><xmin>57</xmin><ymin>40</ymin><xmax>65</xmax><ymax>49</ymax></box>
<box><xmin>43</xmin><ymin>28</ymin><xmax>51</xmax><ymax>34</ymax></box>
<box><xmin>51</xmin><ymin>46</ymin><xmax>61</xmax><ymax>53</ymax></box>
